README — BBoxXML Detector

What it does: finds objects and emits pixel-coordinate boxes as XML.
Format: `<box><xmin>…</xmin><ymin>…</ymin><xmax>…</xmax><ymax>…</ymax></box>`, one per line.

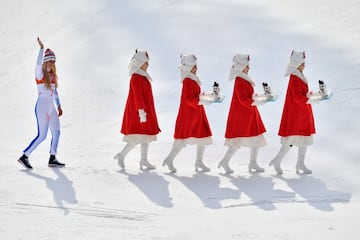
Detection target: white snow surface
<box><xmin>1</xmin><ymin>0</ymin><xmax>360</xmax><ymax>239</ymax></box>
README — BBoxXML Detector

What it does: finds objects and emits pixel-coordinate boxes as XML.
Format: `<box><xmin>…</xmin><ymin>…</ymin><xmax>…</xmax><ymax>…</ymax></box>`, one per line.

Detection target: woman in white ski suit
<box><xmin>18</xmin><ymin>37</ymin><xmax>65</xmax><ymax>169</ymax></box>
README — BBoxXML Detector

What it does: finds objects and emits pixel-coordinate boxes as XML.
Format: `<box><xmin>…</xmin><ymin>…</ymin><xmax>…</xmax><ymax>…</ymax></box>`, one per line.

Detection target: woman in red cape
<box><xmin>269</xmin><ymin>50</ymin><xmax>316</xmax><ymax>174</ymax></box>
<box><xmin>218</xmin><ymin>54</ymin><xmax>267</xmax><ymax>174</ymax></box>
<box><xmin>162</xmin><ymin>54</ymin><xmax>212</xmax><ymax>173</ymax></box>
<box><xmin>114</xmin><ymin>49</ymin><xmax>160</xmax><ymax>170</ymax></box>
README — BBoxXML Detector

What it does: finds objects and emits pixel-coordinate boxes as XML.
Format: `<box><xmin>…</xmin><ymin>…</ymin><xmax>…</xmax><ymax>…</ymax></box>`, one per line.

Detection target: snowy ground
<box><xmin>1</xmin><ymin>0</ymin><xmax>360</xmax><ymax>239</ymax></box>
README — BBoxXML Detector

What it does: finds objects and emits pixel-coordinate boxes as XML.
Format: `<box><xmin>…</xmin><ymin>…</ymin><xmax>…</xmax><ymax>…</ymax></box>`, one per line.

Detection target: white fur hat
<box><xmin>179</xmin><ymin>54</ymin><xmax>197</xmax><ymax>80</ymax></box>
<box><xmin>132</xmin><ymin>49</ymin><xmax>149</xmax><ymax>63</ymax></box>
<box><xmin>232</xmin><ymin>54</ymin><xmax>250</xmax><ymax>69</ymax></box>
<box><xmin>128</xmin><ymin>49</ymin><xmax>149</xmax><ymax>75</ymax></box>
<box><xmin>180</xmin><ymin>54</ymin><xmax>197</xmax><ymax>67</ymax></box>
<box><xmin>285</xmin><ymin>50</ymin><xmax>306</xmax><ymax>76</ymax></box>
<box><xmin>229</xmin><ymin>53</ymin><xmax>250</xmax><ymax>81</ymax></box>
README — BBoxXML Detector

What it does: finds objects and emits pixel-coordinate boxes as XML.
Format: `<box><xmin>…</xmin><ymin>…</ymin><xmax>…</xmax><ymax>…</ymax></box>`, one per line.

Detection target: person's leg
<box><xmin>19</xmin><ymin>101</ymin><xmax>49</xmax><ymax>169</ymax></box>
<box><xmin>162</xmin><ymin>141</ymin><xmax>183</xmax><ymax>173</ymax></box>
<box><xmin>248</xmin><ymin>147</ymin><xmax>265</xmax><ymax>172</ymax></box>
<box><xmin>49</xmin><ymin>109</ymin><xmax>60</xmax><ymax>156</ymax></box>
<box><xmin>195</xmin><ymin>145</ymin><xmax>210</xmax><ymax>172</ymax></box>
<box><xmin>296</xmin><ymin>146</ymin><xmax>312</xmax><ymax>174</ymax></box>
<box><xmin>47</xmin><ymin>109</ymin><xmax>64</xmax><ymax>167</ymax></box>
<box><xmin>114</xmin><ymin>142</ymin><xmax>137</xmax><ymax>169</ymax></box>
<box><xmin>140</xmin><ymin>142</ymin><xmax>156</xmax><ymax>170</ymax></box>
<box><xmin>23</xmin><ymin>101</ymin><xmax>50</xmax><ymax>157</ymax></box>
<box><xmin>269</xmin><ymin>144</ymin><xmax>291</xmax><ymax>174</ymax></box>
<box><xmin>218</xmin><ymin>147</ymin><xmax>237</xmax><ymax>174</ymax></box>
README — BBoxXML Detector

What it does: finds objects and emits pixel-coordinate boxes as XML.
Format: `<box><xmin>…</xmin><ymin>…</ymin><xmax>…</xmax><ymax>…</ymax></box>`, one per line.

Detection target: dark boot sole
<box><xmin>18</xmin><ymin>159</ymin><xmax>33</xmax><ymax>169</ymax></box>
<box><xmin>48</xmin><ymin>164</ymin><xmax>65</xmax><ymax>168</ymax></box>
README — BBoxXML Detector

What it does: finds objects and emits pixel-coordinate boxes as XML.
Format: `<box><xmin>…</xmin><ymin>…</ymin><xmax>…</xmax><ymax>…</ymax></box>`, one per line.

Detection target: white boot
<box><xmin>269</xmin><ymin>145</ymin><xmax>291</xmax><ymax>175</ymax></box>
<box><xmin>162</xmin><ymin>142</ymin><xmax>182</xmax><ymax>173</ymax></box>
<box><xmin>195</xmin><ymin>145</ymin><xmax>210</xmax><ymax>172</ymax></box>
<box><xmin>114</xmin><ymin>143</ymin><xmax>136</xmax><ymax>169</ymax></box>
<box><xmin>296</xmin><ymin>146</ymin><xmax>312</xmax><ymax>174</ymax></box>
<box><xmin>140</xmin><ymin>143</ymin><xmax>156</xmax><ymax>170</ymax></box>
<box><xmin>218</xmin><ymin>147</ymin><xmax>237</xmax><ymax>174</ymax></box>
<box><xmin>248</xmin><ymin>147</ymin><xmax>265</xmax><ymax>172</ymax></box>
<box><xmin>140</xmin><ymin>159</ymin><xmax>156</xmax><ymax>170</ymax></box>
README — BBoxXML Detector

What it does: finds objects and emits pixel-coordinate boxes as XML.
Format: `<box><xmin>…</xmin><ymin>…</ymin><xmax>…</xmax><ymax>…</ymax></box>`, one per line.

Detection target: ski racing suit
<box><xmin>23</xmin><ymin>49</ymin><xmax>61</xmax><ymax>156</ymax></box>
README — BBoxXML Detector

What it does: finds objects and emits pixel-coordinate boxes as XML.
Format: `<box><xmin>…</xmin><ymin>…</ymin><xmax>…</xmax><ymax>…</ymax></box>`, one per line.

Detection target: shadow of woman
<box><xmin>24</xmin><ymin>168</ymin><xmax>78</xmax><ymax>215</ymax></box>
<box><xmin>119</xmin><ymin>171</ymin><xmax>173</xmax><ymax>208</ymax></box>
<box><xmin>165</xmin><ymin>173</ymin><xmax>240</xmax><ymax>209</ymax></box>
<box><xmin>224</xmin><ymin>174</ymin><xmax>296</xmax><ymax>210</ymax></box>
<box><xmin>278</xmin><ymin>175</ymin><xmax>352</xmax><ymax>211</ymax></box>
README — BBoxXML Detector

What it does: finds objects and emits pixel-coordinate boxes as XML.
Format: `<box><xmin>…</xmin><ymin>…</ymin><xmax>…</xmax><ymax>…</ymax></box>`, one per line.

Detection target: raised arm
<box><xmin>35</xmin><ymin>37</ymin><xmax>44</xmax><ymax>80</ymax></box>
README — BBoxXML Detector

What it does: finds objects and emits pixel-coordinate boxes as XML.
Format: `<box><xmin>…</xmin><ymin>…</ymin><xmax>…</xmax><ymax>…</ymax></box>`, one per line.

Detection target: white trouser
<box><xmin>23</xmin><ymin>98</ymin><xmax>60</xmax><ymax>156</ymax></box>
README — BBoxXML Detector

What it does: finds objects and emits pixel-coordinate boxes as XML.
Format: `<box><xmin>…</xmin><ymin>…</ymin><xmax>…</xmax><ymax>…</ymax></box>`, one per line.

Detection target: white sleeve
<box><xmin>54</xmin><ymin>88</ymin><xmax>61</xmax><ymax>107</ymax></box>
<box><xmin>35</xmin><ymin>48</ymin><xmax>44</xmax><ymax>80</ymax></box>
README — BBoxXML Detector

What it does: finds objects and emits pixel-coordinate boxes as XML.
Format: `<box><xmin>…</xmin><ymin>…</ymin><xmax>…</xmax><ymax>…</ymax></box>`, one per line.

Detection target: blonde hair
<box><xmin>42</xmin><ymin>63</ymin><xmax>58</xmax><ymax>89</ymax></box>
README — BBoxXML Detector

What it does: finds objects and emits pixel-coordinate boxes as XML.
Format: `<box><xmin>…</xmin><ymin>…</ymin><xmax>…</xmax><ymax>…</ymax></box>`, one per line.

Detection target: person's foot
<box><xmin>48</xmin><ymin>155</ymin><xmax>65</xmax><ymax>168</ymax></box>
<box><xmin>18</xmin><ymin>154</ymin><xmax>33</xmax><ymax>169</ymax></box>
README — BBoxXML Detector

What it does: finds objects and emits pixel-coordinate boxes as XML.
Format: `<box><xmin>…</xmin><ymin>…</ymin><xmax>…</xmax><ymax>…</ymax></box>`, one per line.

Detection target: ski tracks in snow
<box><xmin>0</xmin><ymin>201</ymin><xmax>156</xmax><ymax>221</ymax></box>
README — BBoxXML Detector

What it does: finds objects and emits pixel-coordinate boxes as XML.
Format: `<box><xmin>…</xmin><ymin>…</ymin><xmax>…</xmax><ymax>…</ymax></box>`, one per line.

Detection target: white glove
<box><xmin>198</xmin><ymin>98</ymin><xmax>211</xmax><ymax>106</ymax></box>
<box><xmin>251</xmin><ymin>99</ymin><xmax>266</xmax><ymax>106</ymax></box>
<box><xmin>198</xmin><ymin>93</ymin><xmax>213</xmax><ymax>106</ymax></box>
<box><xmin>251</xmin><ymin>94</ymin><xmax>266</xmax><ymax>106</ymax></box>
<box><xmin>306</xmin><ymin>92</ymin><xmax>322</xmax><ymax>104</ymax></box>
<box><xmin>138</xmin><ymin>109</ymin><xmax>147</xmax><ymax>123</ymax></box>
